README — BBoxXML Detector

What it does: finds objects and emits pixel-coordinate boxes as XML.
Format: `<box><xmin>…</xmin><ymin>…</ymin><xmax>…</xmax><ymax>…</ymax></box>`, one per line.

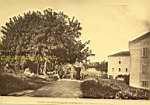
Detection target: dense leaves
<box><xmin>1</xmin><ymin>8</ymin><xmax>92</xmax><ymax>73</ymax></box>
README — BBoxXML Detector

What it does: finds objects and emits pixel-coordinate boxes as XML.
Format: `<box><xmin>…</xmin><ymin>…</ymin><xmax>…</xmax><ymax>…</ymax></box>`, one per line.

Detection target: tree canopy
<box><xmin>1</xmin><ymin>8</ymin><xmax>92</xmax><ymax>73</ymax></box>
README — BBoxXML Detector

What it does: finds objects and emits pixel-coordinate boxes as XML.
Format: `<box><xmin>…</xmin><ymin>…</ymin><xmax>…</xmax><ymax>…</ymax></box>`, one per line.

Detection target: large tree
<box><xmin>1</xmin><ymin>8</ymin><xmax>92</xmax><ymax>74</ymax></box>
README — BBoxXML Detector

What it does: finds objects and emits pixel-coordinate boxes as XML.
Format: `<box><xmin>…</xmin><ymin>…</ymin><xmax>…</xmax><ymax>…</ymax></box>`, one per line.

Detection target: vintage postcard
<box><xmin>0</xmin><ymin>0</ymin><xmax>150</xmax><ymax>105</ymax></box>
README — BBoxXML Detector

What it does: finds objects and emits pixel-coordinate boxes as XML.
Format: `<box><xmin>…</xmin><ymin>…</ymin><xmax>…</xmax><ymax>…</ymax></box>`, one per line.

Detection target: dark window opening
<box><xmin>142</xmin><ymin>48</ymin><xmax>148</xmax><ymax>57</ymax></box>
<box><xmin>119</xmin><ymin>61</ymin><xmax>121</xmax><ymax>64</ymax></box>
<box><xmin>112</xmin><ymin>68</ymin><xmax>114</xmax><ymax>72</ymax></box>
<box><xmin>119</xmin><ymin>68</ymin><xmax>121</xmax><ymax>72</ymax></box>
<box><xmin>126</xmin><ymin>68</ymin><xmax>128</xmax><ymax>72</ymax></box>
<box><xmin>141</xmin><ymin>81</ymin><xmax>149</xmax><ymax>88</ymax></box>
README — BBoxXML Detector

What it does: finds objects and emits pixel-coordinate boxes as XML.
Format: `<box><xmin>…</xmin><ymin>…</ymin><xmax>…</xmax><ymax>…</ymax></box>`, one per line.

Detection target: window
<box><xmin>142</xmin><ymin>81</ymin><xmax>149</xmax><ymax>88</ymax></box>
<box><xmin>112</xmin><ymin>68</ymin><xmax>114</xmax><ymax>72</ymax></box>
<box><xmin>141</xmin><ymin>64</ymin><xmax>147</xmax><ymax>74</ymax></box>
<box><xmin>142</xmin><ymin>48</ymin><xmax>148</xmax><ymax>57</ymax></box>
<box><xmin>119</xmin><ymin>61</ymin><xmax>121</xmax><ymax>64</ymax></box>
<box><xmin>118</xmin><ymin>68</ymin><xmax>121</xmax><ymax>72</ymax></box>
<box><xmin>125</xmin><ymin>68</ymin><xmax>128</xmax><ymax>72</ymax></box>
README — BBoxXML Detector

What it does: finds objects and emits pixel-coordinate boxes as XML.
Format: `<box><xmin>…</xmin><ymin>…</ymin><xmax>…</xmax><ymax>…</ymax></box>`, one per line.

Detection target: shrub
<box><xmin>80</xmin><ymin>78</ymin><xmax>150</xmax><ymax>99</ymax></box>
<box><xmin>80</xmin><ymin>78</ymin><xmax>117</xmax><ymax>98</ymax></box>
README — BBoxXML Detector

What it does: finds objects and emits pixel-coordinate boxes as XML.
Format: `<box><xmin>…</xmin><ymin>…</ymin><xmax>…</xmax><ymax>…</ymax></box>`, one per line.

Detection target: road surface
<box><xmin>31</xmin><ymin>79</ymin><xmax>82</xmax><ymax>97</ymax></box>
<box><xmin>10</xmin><ymin>79</ymin><xmax>82</xmax><ymax>98</ymax></box>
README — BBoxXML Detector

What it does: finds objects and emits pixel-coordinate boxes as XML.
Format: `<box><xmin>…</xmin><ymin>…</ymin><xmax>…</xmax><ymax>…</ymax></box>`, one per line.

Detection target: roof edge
<box><xmin>108</xmin><ymin>49</ymin><xmax>130</xmax><ymax>57</ymax></box>
<box><xmin>129</xmin><ymin>31</ymin><xmax>150</xmax><ymax>43</ymax></box>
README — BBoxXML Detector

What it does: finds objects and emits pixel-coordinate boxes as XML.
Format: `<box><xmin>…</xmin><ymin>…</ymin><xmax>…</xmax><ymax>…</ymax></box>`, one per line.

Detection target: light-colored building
<box><xmin>108</xmin><ymin>50</ymin><xmax>130</xmax><ymax>79</ymax></box>
<box><xmin>129</xmin><ymin>31</ymin><xmax>150</xmax><ymax>90</ymax></box>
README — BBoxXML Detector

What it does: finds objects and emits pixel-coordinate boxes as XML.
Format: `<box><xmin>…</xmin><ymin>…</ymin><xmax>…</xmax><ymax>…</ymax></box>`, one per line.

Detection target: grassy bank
<box><xmin>0</xmin><ymin>73</ymin><xmax>50</xmax><ymax>96</ymax></box>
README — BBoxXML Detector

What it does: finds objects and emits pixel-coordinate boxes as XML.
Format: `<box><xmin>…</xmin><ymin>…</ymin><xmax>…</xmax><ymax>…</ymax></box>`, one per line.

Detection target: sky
<box><xmin>0</xmin><ymin>0</ymin><xmax>150</xmax><ymax>61</ymax></box>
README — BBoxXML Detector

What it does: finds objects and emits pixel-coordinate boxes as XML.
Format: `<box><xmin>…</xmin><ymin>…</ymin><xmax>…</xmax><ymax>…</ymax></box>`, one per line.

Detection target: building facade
<box><xmin>108</xmin><ymin>51</ymin><xmax>130</xmax><ymax>79</ymax></box>
<box><xmin>129</xmin><ymin>31</ymin><xmax>150</xmax><ymax>90</ymax></box>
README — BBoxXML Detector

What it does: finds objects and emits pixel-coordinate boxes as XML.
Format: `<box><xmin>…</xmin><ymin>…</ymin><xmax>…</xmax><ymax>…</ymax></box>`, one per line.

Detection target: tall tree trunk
<box><xmin>43</xmin><ymin>61</ymin><xmax>47</xmax><ymax>75</ymax></box>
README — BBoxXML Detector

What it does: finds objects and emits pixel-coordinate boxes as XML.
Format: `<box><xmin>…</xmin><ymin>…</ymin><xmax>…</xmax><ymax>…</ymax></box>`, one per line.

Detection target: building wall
<box><xmin>129</xmin><ymin>37</ymin><xmax>150</xmax><ymax>90</ymax></box>
<box><xmin>108</xmin><ymin>56</ymin><xmax>130</xmax><ymax>79</ymax></box>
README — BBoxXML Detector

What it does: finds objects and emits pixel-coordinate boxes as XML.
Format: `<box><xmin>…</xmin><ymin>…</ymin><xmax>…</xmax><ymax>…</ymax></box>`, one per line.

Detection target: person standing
<box><xmin>74</xmin><ymin>60</ymin><xmax>82</xmax><ymax>80</ymax></box>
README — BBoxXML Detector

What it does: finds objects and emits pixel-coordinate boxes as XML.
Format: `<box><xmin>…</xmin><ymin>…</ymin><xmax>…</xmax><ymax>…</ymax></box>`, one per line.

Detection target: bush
<box><xmin>80</xmin><ymin>78</ymin><xmax>117</xmax><ymax>98</ymax></box>
<box><xmin>80</xmin><ymin>68</ymin><xmax>100</xmax><ymax>80</ymax></box>
<box><xmin>53</xmin><ymin>74</ymin><xmax>60</xmax><ymax>81</ymax></box>
<box><xmin>80</xmin><ymin>78</ymin><xmax>150</xmax><ymax>99</ymax></box>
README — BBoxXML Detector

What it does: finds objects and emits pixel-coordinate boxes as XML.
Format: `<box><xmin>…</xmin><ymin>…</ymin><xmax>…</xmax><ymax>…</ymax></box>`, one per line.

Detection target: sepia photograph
<box><xmin>0</xmin><ymin>0</ymin><xmax>150</xmax><ymax>105</ymax></box>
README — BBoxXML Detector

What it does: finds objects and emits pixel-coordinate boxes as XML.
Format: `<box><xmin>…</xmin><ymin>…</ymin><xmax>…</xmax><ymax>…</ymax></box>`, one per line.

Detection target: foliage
<box><xmin>1</xmin><ymin>8</ymin><xmax>92</xmax><ymax>73</ymax></box>
<box><xmin>80</xmin><ymin>78</ymin><xmax>150</xmax><ymax>99</ymax></box>
<box><xmin>115</xmin><ymin>74</ymin><xmax>130</xmax><ymax>84</ymax></box>
<box><xmin>99</xmin><ymin>60</ymin><xmax>108</xmax><ymax>72</ymax></box>
<box><xmin>84</xmin><ymin>61</ymin><xmax>108</xmax><ymax>72</ymax></box>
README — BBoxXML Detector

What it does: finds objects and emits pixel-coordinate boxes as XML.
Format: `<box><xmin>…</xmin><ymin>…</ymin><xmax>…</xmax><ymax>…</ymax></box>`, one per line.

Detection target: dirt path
<box><xmin>27</xmin><ymin>79</ymin><xmax>82</xmax><ymax>98</ymax></box>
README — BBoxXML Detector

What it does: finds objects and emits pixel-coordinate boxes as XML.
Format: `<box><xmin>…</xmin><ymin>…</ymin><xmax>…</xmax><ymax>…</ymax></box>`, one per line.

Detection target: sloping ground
<box><xmin>0</xmin><ymin>73</ymin><xmax>50</xmax><ymax>96</ymax></box>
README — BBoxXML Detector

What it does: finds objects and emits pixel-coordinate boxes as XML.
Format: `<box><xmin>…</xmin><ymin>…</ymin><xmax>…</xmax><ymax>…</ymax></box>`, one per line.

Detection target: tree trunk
<box><xmin>75</xmin><ymin>67</ymin><xmax>81</xmax><ymax>80</ymax></box>
<box><xmin>43</xmin><ymin>61</ymin><xmax>47</xmax><ymax>75</ymax></box>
